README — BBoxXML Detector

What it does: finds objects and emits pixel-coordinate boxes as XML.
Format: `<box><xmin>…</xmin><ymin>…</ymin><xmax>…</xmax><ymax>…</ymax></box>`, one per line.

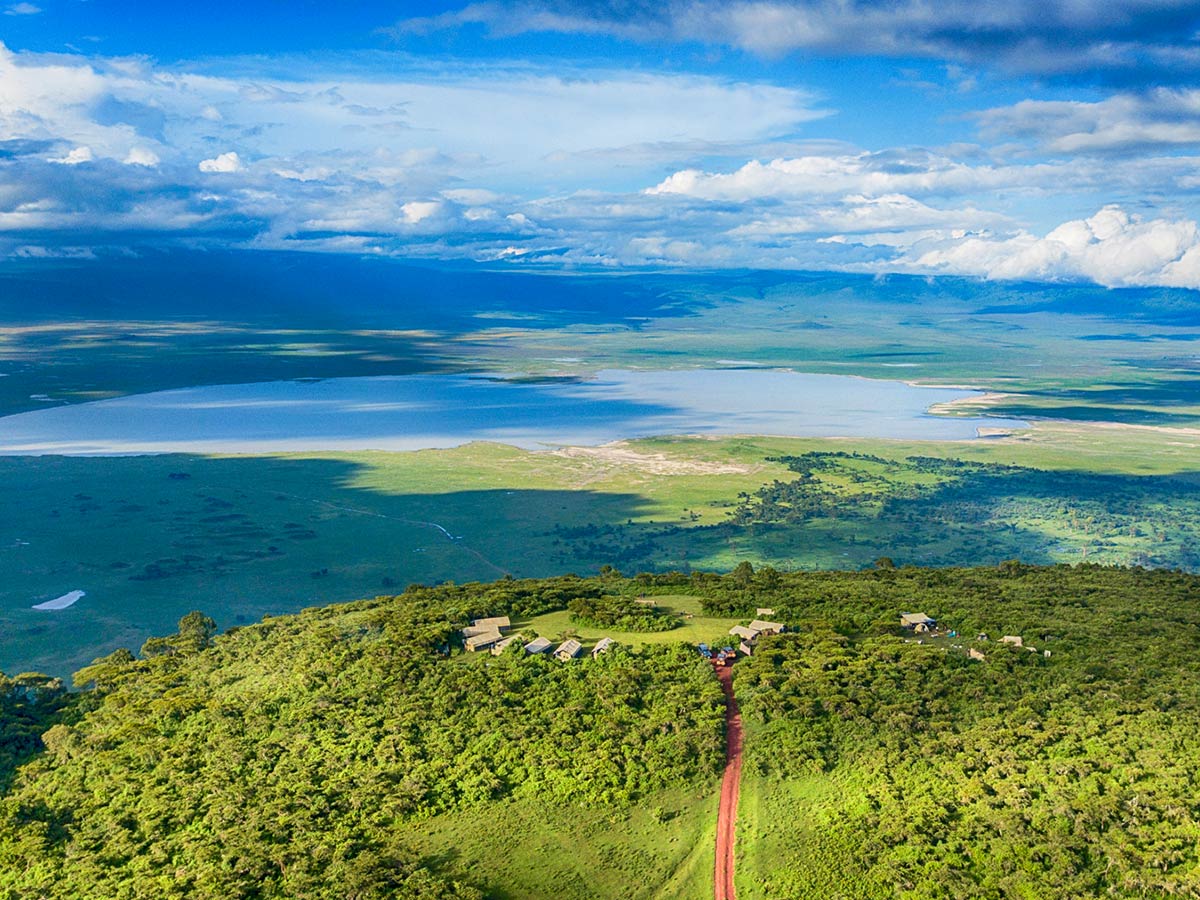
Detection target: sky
<box><xmin>2</xmin><ymin>1</ymin><xmax>1200</xmax><ymax>287</ymax></box>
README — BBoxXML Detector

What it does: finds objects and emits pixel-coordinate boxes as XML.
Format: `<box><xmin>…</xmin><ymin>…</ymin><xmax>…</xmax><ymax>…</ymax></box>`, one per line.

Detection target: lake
<box><xmin>0</xmin><ymin>369</ymin><xmax>1024</xmax><ymax>454</ymax></box>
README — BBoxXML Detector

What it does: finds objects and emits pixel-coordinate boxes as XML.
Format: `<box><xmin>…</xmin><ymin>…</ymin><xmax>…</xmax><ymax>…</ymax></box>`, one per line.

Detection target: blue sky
<box><xmin>2</xmin><ymin>1</ymin><xmax>1200</xmax><ymax>286</ymax></box>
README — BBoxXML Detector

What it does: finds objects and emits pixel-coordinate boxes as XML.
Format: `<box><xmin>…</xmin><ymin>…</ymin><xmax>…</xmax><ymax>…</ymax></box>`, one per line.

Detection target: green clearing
<box><xmin>405</xmin><ymin>788</ymin><xmax>716</xmax><ymax>900</ymax></box>
<box><xmin>735</xmin><ymin>773</ymin><xmax>873</xmax><ymax>900</ymax></box>
<box><xmin>6</xmin><ymin>426</ymin><xmax>1200</xmax><ymax>676</ymax></box>
<box><xmin>521</xmin><ymin>595</ymin><xmax>744</xmax><ymax>650</ymax></box>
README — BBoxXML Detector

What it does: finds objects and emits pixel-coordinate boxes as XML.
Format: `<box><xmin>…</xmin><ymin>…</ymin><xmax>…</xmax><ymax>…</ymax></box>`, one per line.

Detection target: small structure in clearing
<box><xmin>729</xmin><ymin>625</ymin><xmax>760</xmax><ymax>642</ymax></box>
<box><xmin>591</xmin><ymin>637</ymin><xmax>615</xmax><ymax>658</ymax></box>
<box><xmin>491</xmin><ymin>634</ymin><xmax>525</xmax><ymax>656</ymax></box>
<box><xmin>464</xmin><ymin>630</ymin><xmax>503</xmax><ymax>652</ymax></box>
<box><xmin>748</xmin><ymin>619</ymin><xmax>785</xmax><ymax>635</ymax></box>
<box><xmin>472</xmin><ymin>616</ymin><xmax>511</xmax><ymax>632</ymax></box>
<box><xmin>756</xmin><ymin>607</ymin><xmax>776</xmax><ymax>616</ymax></box>
<box><xmin>524</xmin><ymin>636</ymin><xmax>553</xmax><ymax>655</ymax></box>
<box><xmin>554</xmin><ymin>639</ymin><xmax>583</xmax><ymax>661</ymax></box>
<box><xmin>1000</xmin><ymin>635</ymin><xmax>1024</xmax><ymax>648</ymax></box>
<box><xmin>969</xmin><ymin>648</ymin><xmax>986</xmax><ymax>662</ymax></box>
<box><xmin>900</xmin><ymin>612</ymin><xmax>936</xmax><ymax>632</ymax></box>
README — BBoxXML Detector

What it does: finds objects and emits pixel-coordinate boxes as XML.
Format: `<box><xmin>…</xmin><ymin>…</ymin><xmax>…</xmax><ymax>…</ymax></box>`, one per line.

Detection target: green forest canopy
<box><xmin>0</xmin><ymin>565</ymin><xmax>1197</xmax><ymax>898</ymax></box>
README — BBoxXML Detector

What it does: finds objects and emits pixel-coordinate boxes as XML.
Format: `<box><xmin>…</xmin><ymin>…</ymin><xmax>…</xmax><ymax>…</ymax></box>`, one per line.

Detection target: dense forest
<box><xmin>654</xmin><ymin>561</ymin><xmax>1200</xmax><ymax>898</ymax></box>
<box><xmin>0</xmin><ymin>576</ymin><xmax>724</xmax><ymax>899</ymax></box>
<box><xmin>0</xmin><ymin>565</ymin><xmax>1198</xmax><ymax>898</ymax></box>
<box><xmin>540</xmin><ymin>451</ymin><xmax>1200</xmax><ymax>577</ymax></box>
<box><xmin>725</xmin><ymin>451</ymin><xmax>1200</xmax><ymax>570</ymax></box>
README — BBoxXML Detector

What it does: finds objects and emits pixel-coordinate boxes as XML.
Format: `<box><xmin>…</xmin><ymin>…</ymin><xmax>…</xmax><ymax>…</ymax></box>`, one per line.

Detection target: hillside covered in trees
<box><xmin>0</xmin><ymin>565</ymin><xmax>1197</xmax><ymax>898</ymax></box>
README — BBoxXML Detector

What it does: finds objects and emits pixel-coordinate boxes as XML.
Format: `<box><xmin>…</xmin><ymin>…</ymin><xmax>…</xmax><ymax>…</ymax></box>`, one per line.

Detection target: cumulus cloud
<box><xmin>0</xmin><ymin>39</ymin><xmax>1198</xmax><ymax>289</ymax></box>
<box><xmin>4</xmin><ymin>3</ymin><xmax>40</xmax><ymax>15</ymax></box>
<box><xmin>124</xmin><ymin>147</ymin><xmax>160</xmax><ymax>167</ymax></box>
<box><xmin>400</xmin><ymin>200</ymin><xmax>444</xmax><ymax>225</ymax></box>
<box><xmin>49</xmin><ymin>146</ymin><xmax>93</xmax><ymax>165</ymax></box>
<box><xmin>198</xmin><ymin>151</ymin><xmax>243</xmax><ymax>173</ymax></box>
<box><xmin>902</xmin><ymin>206</ymin><xmax>1200</xmax><ymax>287</ymax></box>
<box><xmin>646</xmin><ymin>152</ymin><xmax>1083</xmax><ymax>202</ymax></box>
<box><xmin>392</xmin><ymin>0</ymin><xmax>1200</xmax><ymax>80</ymax></box>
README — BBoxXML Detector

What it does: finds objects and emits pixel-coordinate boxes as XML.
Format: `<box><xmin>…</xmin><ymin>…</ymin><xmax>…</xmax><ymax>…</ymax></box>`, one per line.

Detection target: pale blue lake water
<box><xmin>0</xmin><ymin>369</ymin><xmax>1025</xmax><ymax>455</ymax></box>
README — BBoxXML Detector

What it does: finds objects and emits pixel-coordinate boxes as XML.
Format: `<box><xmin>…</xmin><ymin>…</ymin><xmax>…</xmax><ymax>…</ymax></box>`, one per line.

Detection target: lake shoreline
<box><xmin>0</xmin><ymin>368</ymin><xmax>1029</xmax><ymax>457</ymax></box>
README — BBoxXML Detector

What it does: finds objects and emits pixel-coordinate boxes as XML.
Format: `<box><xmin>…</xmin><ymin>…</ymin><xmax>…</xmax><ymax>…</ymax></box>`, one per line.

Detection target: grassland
<box><xmin>521</xmin><ymin>594</ymin><xmax>744</xmax><ymax>650</ymax></box>
<box><xmin>405</xmin><ymin>788</ymin><xmax>716</xmax><ymax>900</ymax></box>
<box><xmin>6</xmin><ymin>424</ymin><xmax>1200</xmax><ymax>676</ymax></box>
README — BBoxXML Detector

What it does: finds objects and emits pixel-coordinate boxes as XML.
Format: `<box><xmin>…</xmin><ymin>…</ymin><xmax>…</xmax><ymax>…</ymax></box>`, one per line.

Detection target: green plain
<box><xmin>6</xmin><ymin>423</ymin><xmax>1200</xmax><ymax>675</ymax></box>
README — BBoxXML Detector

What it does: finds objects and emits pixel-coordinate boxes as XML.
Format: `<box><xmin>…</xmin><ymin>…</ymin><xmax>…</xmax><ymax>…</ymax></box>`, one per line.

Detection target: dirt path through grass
<box><xmin>714</xmin><ymin>664</ymin><xmax>742</xmax><ymax>900</ymax></box>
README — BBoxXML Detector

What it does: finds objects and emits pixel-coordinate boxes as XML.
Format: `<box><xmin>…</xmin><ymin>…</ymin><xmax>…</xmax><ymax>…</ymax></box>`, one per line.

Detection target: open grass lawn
<box><xmin>404</xmin><ymin>788</ymin><xmax>716</xmax><ymax>900</ymax></box>
<box><xmin>519</xmin><ymin>595</ymin><xmax>744</xmax><ymax>650</ymax></box>
<box><xmin>734</xmin><ymin>771</ymin><xmax>882</xmax><ymax>900</ymax></box>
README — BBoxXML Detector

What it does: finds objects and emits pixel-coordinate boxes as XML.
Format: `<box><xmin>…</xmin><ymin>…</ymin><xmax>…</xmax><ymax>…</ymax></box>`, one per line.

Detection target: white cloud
<box><xmin>400</xmin><ymin>200</ymin><xmax>444</xmax><ymax>224</ymax></box>
<box><xmin>727</xmin><ymin>193</ymin><xmax>1007</xmax><ymax>236</ymax></box>
<box><xmin>977</xmin><ymin>89</ymin><xmax>1200</xmax><ymax>155</ymax></box>
<box><xmin>124</xmin><ymin>147</ymin><xmax>160</xmax><ymax>166</ymax></box>
<box><xmin>4</xmin><ymin>3</ymin><xmax>40</xmax><ymax>15</ymax></box>
<box><xmin>646</xmin><ymin>153</ymin><xmax>1080</xmax><ymax>202</ymax></box>
<box><xmin>198</xmin><ymin>151</ymin><xmax>242</xmax><ymax>173</ymax></box>
<box><xmin>49</xmin><ymin>146</ymin><xmax>93</xmax><ymax>165</ymax></box>
<box><xmin>903</xmin><ymin>205</ymin><xmax>1200</xmax><ymax>287</ymax></box>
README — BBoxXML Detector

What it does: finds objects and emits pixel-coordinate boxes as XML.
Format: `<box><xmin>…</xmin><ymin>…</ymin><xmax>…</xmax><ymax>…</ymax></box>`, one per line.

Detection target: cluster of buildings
<box><xmin>726</xmin><ymin>609</ymin><xmax>786</xmax><ymax>657</ymax></box>
<box><xmin>460</xmin><ymin>617</ymin><xmax>615</xmax><ymax>661</ymax></box>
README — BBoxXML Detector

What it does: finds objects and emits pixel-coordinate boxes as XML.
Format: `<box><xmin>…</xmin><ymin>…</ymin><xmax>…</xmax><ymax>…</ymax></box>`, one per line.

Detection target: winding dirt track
<box><xmin>714</xmin><ymin>665</ymin><xmax>742</xmax><ymax>900</ymax></box>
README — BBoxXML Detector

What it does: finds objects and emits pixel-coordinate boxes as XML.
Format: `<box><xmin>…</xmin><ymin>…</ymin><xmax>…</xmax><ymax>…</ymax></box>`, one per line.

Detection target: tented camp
<box><xmin>554</xmin><ymin>639</ymin><xmax>583</xmax><ymax>661</ymax></box>
<box><xmin>490</xmin><ymin>634</ymin><xmax>525</xmax><ymax>655</ymax></box>
<box><xmin>748</xmin><ymin>619</ymin><xmax>785</xmax><ymax>635</ymax></box>
<box><xmin>472</xmin><ymin>616</ymin><xmax>511</xmax><ymax>632</ymax></box>
<box><xmin>524</xmin><ymin>637</ymin><xmax>553</xmax><ymax>655</ymax></box>
<box><xmin>900</xmin><ymin>612</ymin><xmax>936</xmax><ymax>632</ymax></box>
<box><xmin>464</xmin><ymin>630</ymin><xmax>502</xmax><ymax>652</ymax></box>
<box><xmin>462</xmin><ymin>623</ymin><xmax>498</xmax><ymax>639</ymax></box>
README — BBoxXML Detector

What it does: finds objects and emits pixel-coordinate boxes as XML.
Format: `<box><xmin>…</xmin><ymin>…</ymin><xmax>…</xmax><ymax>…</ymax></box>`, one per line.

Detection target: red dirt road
<box><xmin>714</xmin><ymin>665</ymin><xmax>742</xmax><ymax>900</ymax></box>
